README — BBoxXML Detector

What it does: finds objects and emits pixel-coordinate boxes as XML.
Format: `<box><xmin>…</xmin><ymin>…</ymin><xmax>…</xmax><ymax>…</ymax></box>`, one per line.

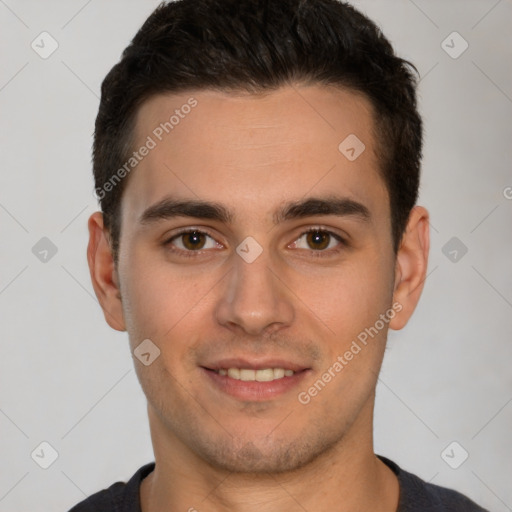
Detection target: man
<box><xmin>71</xmin><ymin>0</ymin><xmax>487</xmax><ymax>510</ymax></box>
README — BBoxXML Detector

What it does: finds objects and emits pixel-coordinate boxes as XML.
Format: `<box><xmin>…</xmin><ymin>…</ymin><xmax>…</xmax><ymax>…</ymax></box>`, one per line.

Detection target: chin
<box><xmin>192</xmin><ymin>431</ymin><xmax>339</xmax><ymax>475</ymax></box>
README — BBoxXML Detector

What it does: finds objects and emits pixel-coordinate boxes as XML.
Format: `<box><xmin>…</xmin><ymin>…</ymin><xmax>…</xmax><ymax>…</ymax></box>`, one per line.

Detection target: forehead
<box><xmin>123</xmin><ymin>85</ymin><xmax>388</xmax><ymax>227</ymax></box>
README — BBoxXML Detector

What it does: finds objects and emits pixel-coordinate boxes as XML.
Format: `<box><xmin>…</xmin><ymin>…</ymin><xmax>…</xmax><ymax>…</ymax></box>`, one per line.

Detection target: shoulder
<box><xmin>67</xmin><ymin>462</ymin><xmax>155</xmax><ymax>512</ymax></box>
<box><xmin>378</xmin><ymin>456</ymin><xmax>489</xmax><ymax>512</ymax></box>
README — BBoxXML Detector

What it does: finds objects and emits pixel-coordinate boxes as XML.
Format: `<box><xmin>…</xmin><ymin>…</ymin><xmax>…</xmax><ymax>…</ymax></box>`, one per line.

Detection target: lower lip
<box><xmin>202</xmin><ymin>368</ymin><xmax>310</xmax><ymax>401</ymax></box>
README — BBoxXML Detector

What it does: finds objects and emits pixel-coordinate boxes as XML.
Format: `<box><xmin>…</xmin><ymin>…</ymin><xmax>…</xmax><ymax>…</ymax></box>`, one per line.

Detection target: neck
<box><xmin>140</xmin><ymin>397</ymin><xmax>399</xmax><ymax>512</ymax></box>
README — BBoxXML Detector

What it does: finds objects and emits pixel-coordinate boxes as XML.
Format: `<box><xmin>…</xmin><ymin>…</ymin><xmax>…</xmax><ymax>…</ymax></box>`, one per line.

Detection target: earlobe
<box><xmin>87</xmin><ymin>212</ymin><xmax>126</xmax><ymax>331</ymax></box>
<box><xmin>389</xmin><ymin>206</ymin><xmax>430</xmax><ymax>331</ymax></box>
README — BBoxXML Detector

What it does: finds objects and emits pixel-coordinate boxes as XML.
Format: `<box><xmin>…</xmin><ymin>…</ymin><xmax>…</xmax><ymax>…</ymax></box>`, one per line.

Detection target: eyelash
<box><xmin>163</xmin><ymin>227</ymin><xmax>348</xmax><ymax>259</ymax></box>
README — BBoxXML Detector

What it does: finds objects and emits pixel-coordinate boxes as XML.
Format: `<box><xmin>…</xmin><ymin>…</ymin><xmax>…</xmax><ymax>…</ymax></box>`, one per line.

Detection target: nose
<box><xmin>214</xmin><ymin>247</ymin><xmax>295</xmax><ymax>337</ymax></box>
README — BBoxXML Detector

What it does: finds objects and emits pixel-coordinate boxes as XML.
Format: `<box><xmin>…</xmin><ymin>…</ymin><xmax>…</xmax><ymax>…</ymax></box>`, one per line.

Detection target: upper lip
<box><xmin>202</xmin><ymin>358</ymin><xmax>310</xmax><ymax>372</ymax></box>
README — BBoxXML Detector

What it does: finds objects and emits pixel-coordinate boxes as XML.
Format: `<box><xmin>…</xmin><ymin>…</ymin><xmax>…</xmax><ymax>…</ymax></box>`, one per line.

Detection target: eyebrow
<box><xmin>139</xmin><ymin>195</ymin><xmax>371</xmax><ymax>226</ymax></box>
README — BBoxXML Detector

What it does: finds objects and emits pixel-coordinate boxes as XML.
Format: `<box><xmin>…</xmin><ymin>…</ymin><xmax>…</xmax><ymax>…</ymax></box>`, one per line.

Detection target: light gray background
<box><xmin>0</xmin><ymin>1</ymin><xmax>511</xmax><ymax>511</ymax></box>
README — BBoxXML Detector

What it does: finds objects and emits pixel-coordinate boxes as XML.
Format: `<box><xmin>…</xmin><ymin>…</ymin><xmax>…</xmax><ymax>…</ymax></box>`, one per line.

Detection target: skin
<box><xmin>87</xmin><ymin>84</ymin><xmax>429</xmax><ymax>511</ymax></box>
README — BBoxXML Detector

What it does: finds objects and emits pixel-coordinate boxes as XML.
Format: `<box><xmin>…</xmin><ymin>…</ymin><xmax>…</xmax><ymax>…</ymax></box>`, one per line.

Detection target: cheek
<box><xmin>289</xmin><ymin>254</ymin><xmax>394</xmax><ymax>341</ymax></box>
<box><xmin>119</xmin><ymin>247</ymin><xmax>220</xmax><ymax>343</ymax></box>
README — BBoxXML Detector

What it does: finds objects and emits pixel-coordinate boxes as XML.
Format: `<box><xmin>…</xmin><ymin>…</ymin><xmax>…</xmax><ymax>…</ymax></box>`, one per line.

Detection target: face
<box><xmin>89</xmin><ymin>84</ymin><xmax>427</xmax><ymax>474</ymax></box>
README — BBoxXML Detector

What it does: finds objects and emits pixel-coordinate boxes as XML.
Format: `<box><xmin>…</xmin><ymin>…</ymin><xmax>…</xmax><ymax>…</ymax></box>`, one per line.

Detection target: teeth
<box><xmin>274</xmin><ymin>368</ymin><xmax>285</xmax><ymax>379</ymax></box>
<box><xmin>240</xmin><ymin>369</ymin><xmax>256</xmax><ymax>381</ymax></box>
<box><xmin>218</xmin><ymin>368</ymin><xmax>295</xmax><ymax>381</ymax></box>
<box><xmin>254</xmin><ymin>369</ymin><xmax>274</xmax><ymax>382</ymax></box>
<box><xmin>227</xmin><ymin>368</ymin><xmax>240</xmax><ymax>379</ymax></box>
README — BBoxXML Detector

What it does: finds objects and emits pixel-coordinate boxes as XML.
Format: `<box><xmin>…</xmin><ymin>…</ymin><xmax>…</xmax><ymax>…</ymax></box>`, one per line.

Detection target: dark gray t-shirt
<box><xmin>68</xmin><ymin>455</ymin><xmax>489</xmax><ymax>511</ymax></box>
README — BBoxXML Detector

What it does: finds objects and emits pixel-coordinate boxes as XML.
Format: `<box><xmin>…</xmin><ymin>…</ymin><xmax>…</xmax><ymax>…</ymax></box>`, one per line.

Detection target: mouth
<box><xmin>201</xmin><ymin>359</ymin><xmax>311</xmax><ymax>401</ymax></box>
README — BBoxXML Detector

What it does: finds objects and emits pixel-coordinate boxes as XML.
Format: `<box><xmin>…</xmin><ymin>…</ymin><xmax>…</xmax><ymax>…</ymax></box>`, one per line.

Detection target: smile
<box><xmin>215</xmin><ymin>368</ymin><xmax>295</xmax><ymax>381</ymax></box>
<box><xmin>203</xmin><ymin>365</ymin><xmax>310</xmax><ymax>401</ymax></box>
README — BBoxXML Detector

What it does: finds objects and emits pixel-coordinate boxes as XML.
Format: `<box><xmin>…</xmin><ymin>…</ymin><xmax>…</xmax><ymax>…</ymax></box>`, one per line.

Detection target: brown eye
<box><xmin>167</xmin><ymin>230</ymin><xmax>219</xmax><ymax>253</ymax></box>
<box><xmin>306</xmin><ymin>230</ymin><xmax>331</xmax><ymax>250</ymax></box>
<box><xmin>291</xmin><ymin>229</ymin><xmax>346</xmax><ymax>256</ymax></box>
<box><xmin>181</xmin><ymin>231</ymin><xmax>206</xmax><ymax>250</ymax></box>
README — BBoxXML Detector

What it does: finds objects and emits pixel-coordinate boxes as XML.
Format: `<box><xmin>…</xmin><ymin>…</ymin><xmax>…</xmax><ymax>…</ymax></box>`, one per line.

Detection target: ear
<box><xmin>87</xmin><ymin>212</ymin><xmax>126</xmax><ymax>331</ymax></box>
<box><xmin>389</xmin><ymin>206</ymin><xmax>430</xmax><ymax>331</ymax></box>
